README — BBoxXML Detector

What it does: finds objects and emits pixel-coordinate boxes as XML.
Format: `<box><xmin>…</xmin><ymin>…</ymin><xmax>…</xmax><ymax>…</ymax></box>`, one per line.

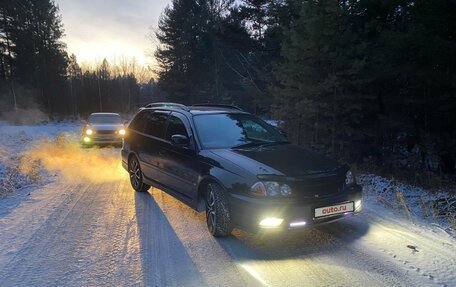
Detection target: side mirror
<box><xmin>123</xmin><ymin>120</ymin><xmax>129</xmax><ymax>125</ymax></box>
<box><xmin>171</xmin><ymin>134</ymin><xmax>189</xmax><ymax>147</ymax></box>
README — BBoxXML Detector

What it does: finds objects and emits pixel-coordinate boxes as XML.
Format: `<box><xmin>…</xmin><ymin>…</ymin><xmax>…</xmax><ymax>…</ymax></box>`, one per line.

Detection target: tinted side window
<box><xmin>143</xmin><ymin>112</ymin><xmax>169</xmax><ymax>138</ymax></box>
<box><xmin>165</xmin><ymin>116</ymin><xmax>188</xmax><ymax>141</ymax></box>
<box><xmin>129</xmin><ymin>112</ymin><xmax>147</xmax><ymax>132</ymax></box>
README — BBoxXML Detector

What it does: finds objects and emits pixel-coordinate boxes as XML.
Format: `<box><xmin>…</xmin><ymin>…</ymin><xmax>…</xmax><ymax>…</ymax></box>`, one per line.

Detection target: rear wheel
<box><xmin>128</xmin><ymin>155</ymin><xmax>150</xmax><ymax>192</ymax></box>
<box><xmin>206</xmin><ymin>182</ymin><xmax>233</xmax><ymax>237</ymax></box>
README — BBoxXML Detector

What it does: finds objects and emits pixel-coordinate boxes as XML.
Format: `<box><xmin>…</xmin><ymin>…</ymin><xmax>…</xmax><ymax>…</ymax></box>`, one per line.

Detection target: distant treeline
<box><xmin>155</xmin><ymin>0</ymin><xmax>456</xmax><ymax>176</ymax></box>
<box><xmin>0</xmin><ymin>0</ymin><xmax>153</xmax><ymax>118</ymax></box>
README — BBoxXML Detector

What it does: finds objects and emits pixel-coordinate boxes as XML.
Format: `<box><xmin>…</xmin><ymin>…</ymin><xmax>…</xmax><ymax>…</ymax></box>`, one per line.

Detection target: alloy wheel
<box><xmin>129</xmin><ymin>158</ymin><xmax>141</xmax><ymax>189</ymax></box>
<box><xmin>206</xmin><ymin>186</ymin><xmax>216</xmax><ymax>234</ymax></box>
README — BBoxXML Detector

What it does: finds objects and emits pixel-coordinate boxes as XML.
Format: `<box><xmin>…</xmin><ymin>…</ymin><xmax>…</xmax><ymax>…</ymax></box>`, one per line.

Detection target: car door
<box><xmin>140</xmin><ymin>110</ymin><xmax>170</xmax><ymax>184</ymax></box>
<box><xmin>159</xmin><ymin>112</ymin><xmax>200</xmax><ymax>201</ymax></box>
<box><xmin>126</xmin><ymin>110</ymin><xmax>148</xmax><ymax>164</ymax></box>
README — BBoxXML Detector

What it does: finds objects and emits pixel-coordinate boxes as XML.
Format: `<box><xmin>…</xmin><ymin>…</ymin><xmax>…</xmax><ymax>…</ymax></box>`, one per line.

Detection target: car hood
<box><xmin>87</xmin><ymin>124</ymin><xmax>124</xmax><ymax>130</ymax></box>
<box><xmin>210</xmin><ymin>144</ymin><xmax>342</xmax><ymax>177</ymax></box>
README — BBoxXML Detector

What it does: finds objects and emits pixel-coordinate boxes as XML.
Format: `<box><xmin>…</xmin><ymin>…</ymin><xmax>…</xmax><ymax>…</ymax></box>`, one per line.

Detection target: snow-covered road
<box><xmin>0</xmin><ymin>124</ymin><xmax>455</xmax><ymax>286</ymax></box>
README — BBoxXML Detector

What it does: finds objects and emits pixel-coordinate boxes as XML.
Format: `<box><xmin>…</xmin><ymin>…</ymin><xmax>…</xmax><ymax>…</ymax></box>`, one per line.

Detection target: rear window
<box><xmin>143</xmin><ymin>112</ymin><xmax>169</xmax><ymax>138</ymax></box>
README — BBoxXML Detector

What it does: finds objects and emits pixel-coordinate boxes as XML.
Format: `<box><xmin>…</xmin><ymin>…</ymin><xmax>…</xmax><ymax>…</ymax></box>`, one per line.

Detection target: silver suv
<box><xmin>82</xmin><ymin>113</ymin><xmax>126</xmax><ymax>146</ymax></box>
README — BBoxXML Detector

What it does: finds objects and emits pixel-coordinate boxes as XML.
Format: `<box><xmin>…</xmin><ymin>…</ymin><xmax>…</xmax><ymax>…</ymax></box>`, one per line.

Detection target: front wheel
<box><xmin>128</xmin><ymin>155</ymin><xmax>150</xmax><ymax>192</ymax></box>
<box><xmin>206</xmin><ymin>182</ymin><xmax>233</xmax><ymax>237</ymax></box>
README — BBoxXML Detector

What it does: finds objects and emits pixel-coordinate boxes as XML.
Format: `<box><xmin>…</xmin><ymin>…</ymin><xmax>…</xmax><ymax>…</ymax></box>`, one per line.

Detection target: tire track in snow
<box><xmin>325</xmin><ymin>206</ymin><xmax>456</xmax><ymax>286</ymax></box>
<box><xmin>0</xmin><ymin>182</ymin><xmax>96</xmax><ymax>286</ymax></box>
<box><xmin>1</xmin><ymin>158</ymin><xmax>454</xmax><ymax>286</ymax></box>
<box><xmin>134</xmin><ymin>188</ymin><xmax>205</xmax><ymax>286</ymax></box>
<box><xmin>147</xmin><ymin>187</ymin><xmax>416</xmax><ymax>286</ymax></box>
<box><xmin>149</xmin><ymin>188</ymin><xmax>260</xmax><ymax>286</ymax></box>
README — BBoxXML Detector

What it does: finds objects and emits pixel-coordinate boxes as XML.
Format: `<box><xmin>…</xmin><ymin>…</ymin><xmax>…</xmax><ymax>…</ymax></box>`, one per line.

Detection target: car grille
<box><xmin>96</xmin><ymin>130</ymin><xmax>116</xmax><ymax>134</ymax></box>
<box><xmin>289</xmin><ymin>175</ymin><xmax>344</xmax><ymax>199</ymax></box>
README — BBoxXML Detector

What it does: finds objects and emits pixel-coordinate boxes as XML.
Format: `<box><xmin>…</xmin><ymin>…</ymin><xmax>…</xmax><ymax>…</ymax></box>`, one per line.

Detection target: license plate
<box><xmin>315</xmin><ymin>202</ymin><xmax>354</xmax><ymax>218</ymax></box>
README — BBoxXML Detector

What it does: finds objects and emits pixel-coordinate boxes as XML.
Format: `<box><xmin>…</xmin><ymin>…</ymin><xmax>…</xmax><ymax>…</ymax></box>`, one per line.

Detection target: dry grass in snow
<box><xmin>359</xmin><ymin>174</ymin><xmax>456</xmax><ymax>232</ymax></box>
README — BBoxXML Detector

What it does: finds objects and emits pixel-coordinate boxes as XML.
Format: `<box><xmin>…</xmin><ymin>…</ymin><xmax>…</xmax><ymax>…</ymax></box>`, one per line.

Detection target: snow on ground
<box><xmin>0</xmin><ymin>121</ymin><xmax>79</xmax><ymax>197</ymax></box>
<box><xmin>359</xmin><ymin>174</ymin><xmax>455</xmax><ymax>237</ymax></box>
<box><xmin>0</xmin><ymin>122</ymin><xmax>455</xmax><ymax>286</ymax></box>
<box><xmin>0</xmin><ymin>120</ymin><xmax>125</xmax><ymax>208</ymax></box>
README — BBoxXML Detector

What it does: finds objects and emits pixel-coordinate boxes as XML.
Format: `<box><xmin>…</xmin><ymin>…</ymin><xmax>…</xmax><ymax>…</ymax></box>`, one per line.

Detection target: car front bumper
<box><xmin>228</xmin><ymin>184</ymin><xmax>362</xmax><ymax>232</ymax></box>
<box><xmin>81</xmin><ymin>135</ymin><xmax>123</xmax><ymax>145</ymax></box>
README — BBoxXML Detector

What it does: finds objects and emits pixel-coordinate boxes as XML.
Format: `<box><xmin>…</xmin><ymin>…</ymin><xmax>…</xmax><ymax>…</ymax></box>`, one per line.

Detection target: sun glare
<box><xmin>67</xmin><ymin>40</ymin><xmax>149</xmax><ymax>66</ymax></box>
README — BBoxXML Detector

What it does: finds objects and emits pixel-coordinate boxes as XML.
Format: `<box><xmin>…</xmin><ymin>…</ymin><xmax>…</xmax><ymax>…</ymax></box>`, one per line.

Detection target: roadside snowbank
<box><xmin>0</xmin><ymin>122</ymin><xmax>80</xmax><ymax>197</ymax></box>
<box><xmin>359</xmin><ymin>174</ymin><xmax>455</xmax><ymax>236</ymax></box>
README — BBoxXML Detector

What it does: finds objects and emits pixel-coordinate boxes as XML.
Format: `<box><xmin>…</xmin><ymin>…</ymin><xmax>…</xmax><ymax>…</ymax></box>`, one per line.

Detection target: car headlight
<box><xmin>345</xmin><ymin>170</ymin><xmax>355</xmax><ymax>185</ymax></box>
<box><xmin>280</xmin><ymin>184</ymin><xmax>292</xmax><ymax>196</ymax></box>
<box><xmin>119</xmin><ymin>129</ymin><xmax>126</xmax><ymax>135</ymax></box>
<box><xmin>86</xmin><ymin>129</ymin><xmax>93</xmax><ymax>135</ymax></box>
<box><xmin>250</xmin><ymin>181</ymin><xmax>292</xmax><ymax>197</ymax></box>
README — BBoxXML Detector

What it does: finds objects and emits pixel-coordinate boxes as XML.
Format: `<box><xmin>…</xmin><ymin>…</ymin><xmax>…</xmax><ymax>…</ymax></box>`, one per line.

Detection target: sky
<box><xmin>55</xmin><ymin>0</ymin><xmax>170</xmax><ymax>67</ymax></box>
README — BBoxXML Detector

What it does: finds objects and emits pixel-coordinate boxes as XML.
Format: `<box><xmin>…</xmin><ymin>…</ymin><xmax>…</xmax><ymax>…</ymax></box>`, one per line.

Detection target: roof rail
<box><xmin>191</xmin><ymin>104</ymin><xmax>243</xmax><ymax>111</ymax></box>
<box><xmin>144</xmin><ymin>102</ymin><xmax>189</xmax><ymax>111</ymax></box>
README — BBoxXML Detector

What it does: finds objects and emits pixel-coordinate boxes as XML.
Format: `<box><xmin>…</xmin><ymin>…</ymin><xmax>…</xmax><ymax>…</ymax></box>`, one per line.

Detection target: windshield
<box><xmin>194</xmin><ymin>113</ymin><xmax>286</xmax><ymax>149</ymax></box>
<box><xmin>88</xmin><ymin>114</ymin><xmax>122</xmax><ymax>124</ymax></box>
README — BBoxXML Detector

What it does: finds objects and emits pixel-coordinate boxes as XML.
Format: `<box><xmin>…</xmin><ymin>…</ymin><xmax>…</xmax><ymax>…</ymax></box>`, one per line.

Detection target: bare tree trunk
<box><xmin>3</xmin><ymin>13</ymin><xmax>16</xmax><ymax>112</ymax></box>
<box><xmin>297</xmin><ymin>120</ymin><xmax>302</xmax><ymax>145</ymax></box>
<box><xmin>214</xmin><ymin>56</ymin><xmax>219</xmax><ymax>101</ymax></box>
<box><xmin>70</xmin><ymin>78</ymin><xmax>76</xmax><ymax>117</ymax></box>
<box><xmin>128</xmin><ymin>87</ymin><xmax>131</xmax><ymax>112</ymax></box>
<box><xmin>98</xmin><ymin>77</ymin><xmax>102</xmax><ymax>112</ymax></box>
<box><xmin>0</xmin><ymin>56</ymin><xmax>5</xmax><ymax>80</ymax></box>
<box><xmin>120</xmin><ymin>79</ymin><xmax>124</xmax><ymax>113</ymax></box>
<box><xmin>10</xmin><ymin>79</ymin><xmax>17</xmax><ymax>111</ymax></box>
<box><xmin>44</xmin><ymin>88</ymin><xmax>50</xmax><ymax>115</ymax></box>
<box><xmin>331</xmin><ymin>86</ymin><xmax>337</xmax><ymax>156</ymax></box>
<box><xmin>315</xmin><ymin>105</ymin><xmax>319</xmax><ymax>146</ymax></box>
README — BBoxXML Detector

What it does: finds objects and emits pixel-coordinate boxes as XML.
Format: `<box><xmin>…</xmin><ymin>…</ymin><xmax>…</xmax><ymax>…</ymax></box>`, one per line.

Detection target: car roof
<box><xmin>89</xmin><ymin>112</ymin><xmax>120</xmax><ymax>116</ymax></box>
<box><xmin>187</xmin><ymin>106</ymin><xmax>247</xmax><ymax>115</ymax></box>
<box><xmin>140</xmin><ymin>103</ymin><xmax>247</xmax><ymax>115</ymax></box>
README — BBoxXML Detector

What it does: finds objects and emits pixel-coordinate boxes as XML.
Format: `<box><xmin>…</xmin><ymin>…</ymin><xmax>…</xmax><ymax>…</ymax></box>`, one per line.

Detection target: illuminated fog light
<box><xmin>355</xmin><ymin>200</ymin><xmax>362</xmax><ymax>209</ymax></box>
<box><xmin>289</xmin><ymin>221</ymin><xmax>306</xmax><ymax>227</ymax></box>
<box><xmin>86</xmin><ymin>129</ymin><xmax>93</xmax><ymax>135</ymax></box>
<box><xmin>119</xmin><ymin>129</ymin><xmax>126</xmax><ymax>135</ymax></box>
<box><xmin>259</xmin><ymin>217</ymin><xmax>283</xmax><ymax>228</ymax></box>
<box><xmin>83</xmin><ymin>136</ymin><xmax>91</xmax><ymax>143</ymax></box>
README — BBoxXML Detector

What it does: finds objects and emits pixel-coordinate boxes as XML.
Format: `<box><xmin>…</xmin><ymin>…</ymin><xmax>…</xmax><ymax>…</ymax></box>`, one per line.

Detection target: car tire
<box><xmin>206</xmin><ymin>182</ymin><xmax>233</xmax><ymax>237</ymax></box>
<box><xmin>128</xmin><ymin>155</ymin><xmax>150</xmax><ymax>192</ymax></box>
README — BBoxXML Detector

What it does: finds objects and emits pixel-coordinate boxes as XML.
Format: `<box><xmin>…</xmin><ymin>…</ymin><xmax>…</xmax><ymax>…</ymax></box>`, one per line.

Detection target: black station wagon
<box><xmin>121</xmin><ymin>103</ymin><xmax>362</xmax><ymax>237</ymax></box>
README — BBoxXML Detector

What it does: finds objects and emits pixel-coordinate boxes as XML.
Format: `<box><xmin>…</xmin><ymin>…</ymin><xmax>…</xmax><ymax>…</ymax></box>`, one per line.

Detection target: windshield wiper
<box><xmin>232</xmin><ymin>140</ymin><xmax>289</xmax><ymax>149</ymax></box>
<box><xmin>259</xmin><ymin>140</ymin><xmax>290</xmax><ymax>146</ymax></box>
<box><xmin>232</xmin><ymin>141</ymin><xmax>269</xmax><ymax>149</ymax></box>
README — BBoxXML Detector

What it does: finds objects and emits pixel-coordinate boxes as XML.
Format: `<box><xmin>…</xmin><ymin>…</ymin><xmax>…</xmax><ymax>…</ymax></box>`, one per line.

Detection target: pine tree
<box><xmin>155</xmin><ymin>0</ymin><xmax>258</xmax><ymax>106</ymax></box>
<box><xmin>274</xmin><ymin>0</ymin><xmax>377</xmax><ymax>158</ymax></box>
<box><xmin>0</xmin><ymin>0</ymin><xmax>18</xmax><ymax>110</ymax></box>
<box><xmin>155</xmin><ymin>0</ymin><xmax>210</xmax><ymax>103</ymax></box>
<box><xmin>1</xmin><ymin>0</ymin><xmax>68</xmax><ymax>113</ymax></box>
